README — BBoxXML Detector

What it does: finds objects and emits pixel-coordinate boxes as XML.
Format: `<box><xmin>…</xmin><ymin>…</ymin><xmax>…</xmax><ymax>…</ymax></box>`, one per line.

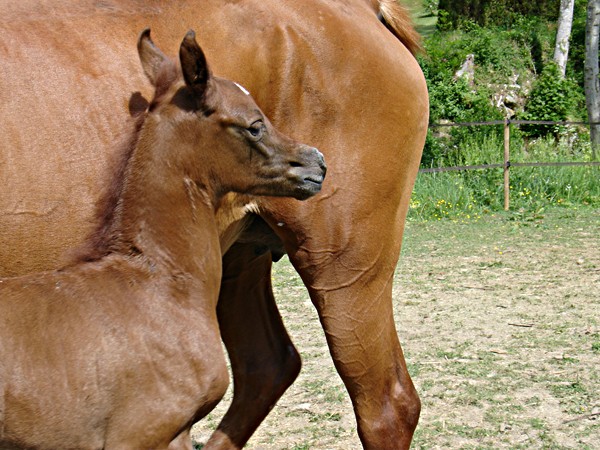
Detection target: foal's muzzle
<box><xmin>290</xmin><ymin>146</ymin><xmax>327</xmax><ymax>200</ymax></box>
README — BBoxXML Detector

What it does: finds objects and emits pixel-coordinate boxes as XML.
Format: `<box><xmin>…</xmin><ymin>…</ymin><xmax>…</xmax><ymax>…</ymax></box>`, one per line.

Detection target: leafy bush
<box><xmin>519</xmin><ymin>63</ymin><xmax>585</xmax><ymax>138</ymax></box>
<box><xmin>422</xmin><ymin>80</ymin><xmax>502</xmax><ymax>167</ymax></box>
<box><xmin>419</xmin><ymin>24</ymin><xmax>521</xmax><ymax>166</ymax></box>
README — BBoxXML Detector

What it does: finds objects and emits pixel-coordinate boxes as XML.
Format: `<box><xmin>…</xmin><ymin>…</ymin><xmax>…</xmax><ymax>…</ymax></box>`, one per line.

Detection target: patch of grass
<box><xmin>308</xmin><ymin>412</ymin><xmax>342</xmax><ymax>423</ymax></box>
<box><xmin>290</xmin><ymin>443</ymin><xmax>312</xmax><ymax>450</ymax></box>
<box><xmin>411</xmin><ymin>133</ymin><xmax>600</xmax><ymax>223</ymax></box>
<box><xmin>302</xmin><ymin>380</ymin><xmax>347</xmax><ymax>404</ymax></box>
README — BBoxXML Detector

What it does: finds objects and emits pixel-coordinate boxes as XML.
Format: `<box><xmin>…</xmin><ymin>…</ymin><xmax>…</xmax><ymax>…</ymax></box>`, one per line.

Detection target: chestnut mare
<box><xmin>0</xmin><ymin>30</ymin><xmax>325</xmax><ymax>450</ymax></box>
<box><xmin>0</xmin><ymin>0</ymin><xmax>428</xmax><ymax>448</ymax></box>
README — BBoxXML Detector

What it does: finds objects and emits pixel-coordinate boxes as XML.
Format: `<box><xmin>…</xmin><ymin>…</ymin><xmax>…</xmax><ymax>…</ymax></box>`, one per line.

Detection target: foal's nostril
<box><xmin>290</xmin><ymin>161</ymin><xmax>303</xmax><ymax>168</ymax></box>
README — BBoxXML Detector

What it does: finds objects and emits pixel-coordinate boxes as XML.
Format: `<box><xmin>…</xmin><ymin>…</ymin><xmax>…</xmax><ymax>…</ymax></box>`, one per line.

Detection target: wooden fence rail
<box><xmin>422</xmin><ymin>119</ymin><xmax>600</xmax><ymax>210</ymax></box>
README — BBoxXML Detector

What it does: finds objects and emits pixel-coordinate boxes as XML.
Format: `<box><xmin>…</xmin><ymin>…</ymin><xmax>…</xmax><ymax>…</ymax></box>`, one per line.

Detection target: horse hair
<box><xmin>72</xmin><ymin>59</ymin><xmax>181</xmax><ymax>263</ymax></box>
<box><xmin>378</xmin><ymin>0</ymin><xmax>423</xmax><ymax>55</ymax></box>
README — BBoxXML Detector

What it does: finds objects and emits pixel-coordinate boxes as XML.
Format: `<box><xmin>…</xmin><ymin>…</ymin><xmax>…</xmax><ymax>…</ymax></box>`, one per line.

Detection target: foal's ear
<box><xmin>137</xmin><ymin>28</ymin><xmax>169</xmax><ymax>85</ymax></box>
<box><xmin>179</xmin><ymin>30</ymin><xmax>210</xmax><ymax>99</ymax></box>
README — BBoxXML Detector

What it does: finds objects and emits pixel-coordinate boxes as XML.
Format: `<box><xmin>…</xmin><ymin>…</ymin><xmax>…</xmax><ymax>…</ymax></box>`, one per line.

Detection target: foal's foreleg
<box><xmin>204</xmin><ymin>242</ymin><xmax>301</xmax><ymax>449</ymax></box>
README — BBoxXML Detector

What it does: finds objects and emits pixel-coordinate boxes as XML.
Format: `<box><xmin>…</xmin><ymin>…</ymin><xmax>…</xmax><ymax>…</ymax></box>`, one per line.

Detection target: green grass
<box><xmin>411</xmin><ymin>133</ymin><xmax>600</xmax><ymax>222</ymax></box>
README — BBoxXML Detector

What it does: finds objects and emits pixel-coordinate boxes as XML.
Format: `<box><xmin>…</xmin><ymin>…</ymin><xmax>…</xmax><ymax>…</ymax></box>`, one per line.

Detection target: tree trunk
<box><xmin>585</xmin><ymin>0</ymin><xmax>600</xmax><ymax>159</ymax></box>
<box><xmin>554</xmin><ymin>0</ymin><xmax>575</xmax><ymax>77</ymax></box>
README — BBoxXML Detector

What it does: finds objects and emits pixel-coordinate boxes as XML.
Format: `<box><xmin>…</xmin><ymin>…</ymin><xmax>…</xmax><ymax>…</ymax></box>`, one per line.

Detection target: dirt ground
<box><xmin>192</xmin><ymin>207</ymin><xmax>600</xmax><ymax>449</ymax></box>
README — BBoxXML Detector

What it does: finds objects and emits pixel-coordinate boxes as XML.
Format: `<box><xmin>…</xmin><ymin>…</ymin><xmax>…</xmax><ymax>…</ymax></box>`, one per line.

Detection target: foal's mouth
<box><xmin>292</xmin><ymin>174</ymin><xmax>325</xmax><ymax>200</ymax></box>
<box><xmin>303</xmin><ymin>175</ymin><xmax>325</xmax><ymax>187</ymax></box>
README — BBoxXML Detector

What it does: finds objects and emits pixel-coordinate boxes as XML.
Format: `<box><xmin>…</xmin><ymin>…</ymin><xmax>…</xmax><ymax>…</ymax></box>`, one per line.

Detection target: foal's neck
<box><xmin>113</xmin><ymin>115</ymin><xmax>221</xmax><ymax>276</ymax></box>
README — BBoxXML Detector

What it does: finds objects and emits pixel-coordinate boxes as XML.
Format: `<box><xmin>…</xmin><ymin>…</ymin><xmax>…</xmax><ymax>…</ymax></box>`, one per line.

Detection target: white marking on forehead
<box><xmin>234</xmin><ymin>82</ymin><xmax>251</xmax><ymax>96</ymax></box>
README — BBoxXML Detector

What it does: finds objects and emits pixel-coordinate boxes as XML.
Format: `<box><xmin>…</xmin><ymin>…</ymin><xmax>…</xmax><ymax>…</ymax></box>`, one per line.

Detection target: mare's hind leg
<box><xmin>204</xmin><ymin>238</ymin><xmax>301</xmax><ymax>449</ymax></box>
<box><xmin>278</xmin><ymin>211</ymin><xmax>421</xmax><ymax>450</ymax></box>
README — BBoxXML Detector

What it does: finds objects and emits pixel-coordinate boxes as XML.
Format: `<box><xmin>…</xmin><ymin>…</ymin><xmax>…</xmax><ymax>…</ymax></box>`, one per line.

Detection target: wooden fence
<box><xmin>423</xmin><ymin>119</ymin><xmax>600</xmax><ymax>210</ymax></box>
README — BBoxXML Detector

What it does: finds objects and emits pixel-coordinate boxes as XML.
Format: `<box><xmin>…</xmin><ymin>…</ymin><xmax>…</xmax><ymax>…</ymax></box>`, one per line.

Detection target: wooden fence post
<box><xmin>504</xmin><ymin>119</ymin><xmax>510</xmax><ymax>211</ymax></box>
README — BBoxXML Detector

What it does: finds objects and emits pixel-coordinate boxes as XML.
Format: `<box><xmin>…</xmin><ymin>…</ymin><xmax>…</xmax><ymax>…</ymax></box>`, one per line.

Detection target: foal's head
<box><xmin>137</xmin><ymin>29</ymin><xmax>326</xmax><ymax>201</ymax></box>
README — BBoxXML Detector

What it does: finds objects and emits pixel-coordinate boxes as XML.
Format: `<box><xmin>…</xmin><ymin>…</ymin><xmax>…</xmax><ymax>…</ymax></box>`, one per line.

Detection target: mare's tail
<box><xmin>377</xmin><ymin>0</ymin><xmax>422</xmax><ymax>55</ymax></box>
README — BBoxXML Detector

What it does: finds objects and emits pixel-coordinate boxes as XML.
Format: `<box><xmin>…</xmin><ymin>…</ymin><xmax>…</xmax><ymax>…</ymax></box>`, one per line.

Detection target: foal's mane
<box><xmin>72</xmin><ymin>59</ymin><xmax>180</xmax><ymax>263</ymax></box>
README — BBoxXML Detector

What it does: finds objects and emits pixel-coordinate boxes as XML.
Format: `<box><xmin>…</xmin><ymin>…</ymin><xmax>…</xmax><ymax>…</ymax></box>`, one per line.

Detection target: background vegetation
<box><xmin>406</xmin><ymin>0</ymin><xmax>599</xmax><ymax>222</ymax></box>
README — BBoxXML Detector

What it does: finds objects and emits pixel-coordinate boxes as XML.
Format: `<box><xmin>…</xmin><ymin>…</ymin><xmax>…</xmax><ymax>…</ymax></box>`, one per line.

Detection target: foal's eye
<box><xmin>246</xmin><ymin>120</ymin><xmax>265</xmax><ymax>140</ymax></box>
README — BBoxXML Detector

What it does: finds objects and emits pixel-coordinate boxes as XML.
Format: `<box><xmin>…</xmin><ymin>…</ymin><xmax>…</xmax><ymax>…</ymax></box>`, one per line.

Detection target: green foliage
<box><xmin>520</xmin><ymin>63</ymin><xmax>585</xmax><ymax>138</ymax></box>
<box><xmin>437</xmin><ymin>0</ymin><xmax>560</xmax><ymax>29</ymax></box>
<box><xmin>423</xmin><ymin>0</ymin><xmax>438</xmax><ymax>17</ymax></box>
<box><xmin>419</xmin><ymin>23</ymin><xmax>525</xmax><ymax>166</ymax></box>
<box><xmin>421</xmin><ymin>23</ymin><xmax>533</xmax><ymax>83</ymax></box>
<box><xmin>420</xmin><ymin>0</ymin><xmax>588</xmax><ymax>150</ymax></box>
<box><xmin>426</xmin><ymin>78</ymin><xmax>499</xmax><ymax>124</ymax></box>
<box><xmin>412</xmin><ymin>0</ymin><xmax>595</xmax><ymax>221</ymax></box>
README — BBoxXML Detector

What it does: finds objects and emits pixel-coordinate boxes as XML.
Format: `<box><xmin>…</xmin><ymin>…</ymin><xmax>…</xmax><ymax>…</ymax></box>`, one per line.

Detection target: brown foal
<box><xmin>0</xmin><ymin>30</ymin><xmax>325</xmax><ymax>450</ymax></box>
